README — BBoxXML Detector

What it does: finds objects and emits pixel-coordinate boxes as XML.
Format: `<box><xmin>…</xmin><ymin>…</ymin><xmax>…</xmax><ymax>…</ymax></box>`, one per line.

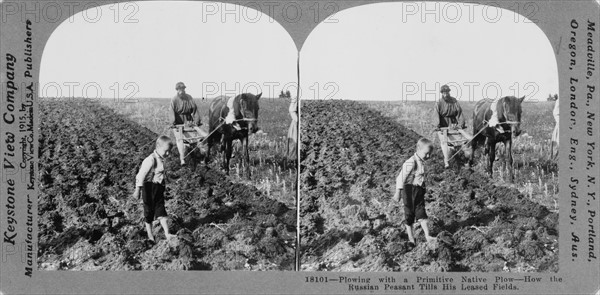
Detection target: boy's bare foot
<box><xmin>166</xmin><ymin>234</ymin><xmax>177</xmax><ymax>240</ymax></box>
<box><xmin>147</xmin><ymin>235</ymin><xmax>155</xmax><ymax>243</ymax></box>
<box><xmin>425</xmin><ymin>236</ymin><xmax>437</xmax><ymax>243</ymax></box>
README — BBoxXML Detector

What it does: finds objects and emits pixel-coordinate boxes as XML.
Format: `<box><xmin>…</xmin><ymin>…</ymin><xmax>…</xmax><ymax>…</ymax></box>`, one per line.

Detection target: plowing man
<box><xmin>170</xmin><ymin>82</ymin><xmax>208</xmax><ymax>165</ymax></box>
<box><xmin>434</xmin><ymin>84</ymin><xmax>469</xmax><ymax>168</ymax></box>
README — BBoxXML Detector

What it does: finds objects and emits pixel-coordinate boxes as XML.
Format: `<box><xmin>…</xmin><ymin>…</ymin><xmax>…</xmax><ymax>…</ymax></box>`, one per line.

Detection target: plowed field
<box><xmin>39</xmin><ymin>101</ymin><xmax>295</xmax><ymax>271</ymax></box>
<box><xmin>300</xmin><ymin>100</ymin><xmax>558</xmax><ymax>272</ymax></box>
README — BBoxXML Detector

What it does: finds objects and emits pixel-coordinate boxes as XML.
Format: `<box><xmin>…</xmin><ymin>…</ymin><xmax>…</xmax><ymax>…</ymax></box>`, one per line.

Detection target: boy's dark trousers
<box><xmin>403</xmin><ymin>184</ymin><xmax>427</xmax><ymax>226</ymax></box>
<box><xmin>142</xmin><ymin>182</ymin><xmax>167</xmax><ymax>224</ymax></box>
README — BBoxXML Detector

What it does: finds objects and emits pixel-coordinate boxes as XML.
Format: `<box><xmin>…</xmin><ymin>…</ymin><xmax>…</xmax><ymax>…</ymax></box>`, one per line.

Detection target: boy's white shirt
<box><xmin>395</xmin><ymin>154</ymin><xmax>425</xmax><ymax>190</ymax></box>
<box><xmin>135</xmin><ymin>151</ymin><xmax>166</xmax><ymax>187</ymax></box>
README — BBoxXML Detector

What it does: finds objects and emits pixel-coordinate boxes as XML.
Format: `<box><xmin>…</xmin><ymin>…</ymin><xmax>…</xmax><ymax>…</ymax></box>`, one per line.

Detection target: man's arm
<box><xmin>433</xmin><ymin>101</ymin><xmax>441</xmax><ymax>129</ymax></box>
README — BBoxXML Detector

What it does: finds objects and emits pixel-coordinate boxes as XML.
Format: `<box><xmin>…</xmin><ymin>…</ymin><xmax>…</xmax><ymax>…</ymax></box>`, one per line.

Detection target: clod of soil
<box><xmin>39</xmin><ymin>101</ymin><xmax>295</xmax><ymax>271</ymax></box>
<box><xmin>300</xmin><ymin>100</ymin><xmax>557</xmax><ymax>272</ymax></box>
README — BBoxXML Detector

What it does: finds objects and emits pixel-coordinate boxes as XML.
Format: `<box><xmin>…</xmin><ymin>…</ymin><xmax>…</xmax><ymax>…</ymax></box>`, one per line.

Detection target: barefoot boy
<box><xmin>393</xmin><ymin>138</ymin><xmax>436</xmax><ymax>247</ymax></box>
<box><xmin>133</xmin><ymin>135</ymin><xmax>176</xmax><ymax>242</ymax></box>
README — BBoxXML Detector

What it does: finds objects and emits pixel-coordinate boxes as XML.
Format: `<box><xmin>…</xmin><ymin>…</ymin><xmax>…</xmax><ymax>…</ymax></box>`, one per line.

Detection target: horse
<box><xmin>205</xmin><ymin>93</ymin><xmax>261</xmax><ymax>178</ymax></box>
<box><xmin>469</xmin><ymin>96</ymin><xmax>524</xmax><ymax>182</ymax></box>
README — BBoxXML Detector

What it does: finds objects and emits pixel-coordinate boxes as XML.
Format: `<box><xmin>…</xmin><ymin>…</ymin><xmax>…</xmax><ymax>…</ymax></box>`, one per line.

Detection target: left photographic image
<box><xmin>38</xmin><ymin>2</ymin><xmax>298</xmax><ymax>271</ymax></box>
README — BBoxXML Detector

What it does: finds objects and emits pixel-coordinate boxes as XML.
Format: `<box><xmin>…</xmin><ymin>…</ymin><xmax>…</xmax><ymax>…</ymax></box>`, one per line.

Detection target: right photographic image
<box><xmin>299</xmin><ymin>2</ymin><xmax>559</xmax><ymax>272</ymax></box>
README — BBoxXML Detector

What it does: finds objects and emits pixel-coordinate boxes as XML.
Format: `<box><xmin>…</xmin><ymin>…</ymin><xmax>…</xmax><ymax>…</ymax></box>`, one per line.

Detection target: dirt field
<box><xmin>102</xmin><ymin>97</ymin><xmax>296</xmax><ymax>209</ymax></box>
<box><xmin>38</xmin><ymin>100</ymin><xmax>295</xmax><ymax>271</ymax></box>
<box><xmin>366</xmin><ymin>100</ymin><xmax>559</xmax><ymax>210</ymax></box>
<box><xmin>300</xmin><ymin>100</ymin><xmax>558</xmax><ymax>272</ymax></box>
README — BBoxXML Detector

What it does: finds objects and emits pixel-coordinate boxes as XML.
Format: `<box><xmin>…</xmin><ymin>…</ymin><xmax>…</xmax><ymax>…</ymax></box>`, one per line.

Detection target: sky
<box><xmin>300</xmin><ymin>2</ymin><xmax>559</xmax><ymax>101</ymax></box>
<box><xmin>40</xmin><ymin>1</ymin><xmax>560</xmax><ymax>102</ymax></box>
<box><xmin>39</xmin><ymin>2</ymin><xmax>297</xmax><ymax>99</ymax></box>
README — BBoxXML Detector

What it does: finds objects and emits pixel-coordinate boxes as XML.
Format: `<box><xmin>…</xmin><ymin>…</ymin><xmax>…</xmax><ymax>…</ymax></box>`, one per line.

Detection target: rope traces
<box><xmin>446</xmin><ymin>119</ymin><xmax>520</xmax><ymax>162</ymax></box>
<box><xmin>182</xmin><ymin>118</ymin><xmax>257</xmax><ymax>159</ymax></box>
<box><xmin>181</xmin><ymin>122</ymin><xmax>224</xmax><ymax>159</ymax></box>
<box><xmin>446</xmin><ymin>120</ymin><xmax>488</xmax><ymax>162</ymax></box>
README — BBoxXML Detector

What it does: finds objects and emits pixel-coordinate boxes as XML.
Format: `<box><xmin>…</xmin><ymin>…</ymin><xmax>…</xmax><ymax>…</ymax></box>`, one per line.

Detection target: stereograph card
<box><xmin>0</xmin><ymin>0</ymin><xmax>598</xmax><ymax>294</ymax></box>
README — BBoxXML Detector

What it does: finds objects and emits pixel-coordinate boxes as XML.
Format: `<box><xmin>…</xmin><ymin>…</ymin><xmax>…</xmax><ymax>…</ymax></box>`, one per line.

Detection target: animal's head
<box><xmin>502</xmin><ymin>96</ymin><xmax>525</xmax><ymax>137</ymax></box>
<box><xmin>240</xmin><ymin>92</ymin><xmax>261</xmax><ymax>133</ymax></box>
